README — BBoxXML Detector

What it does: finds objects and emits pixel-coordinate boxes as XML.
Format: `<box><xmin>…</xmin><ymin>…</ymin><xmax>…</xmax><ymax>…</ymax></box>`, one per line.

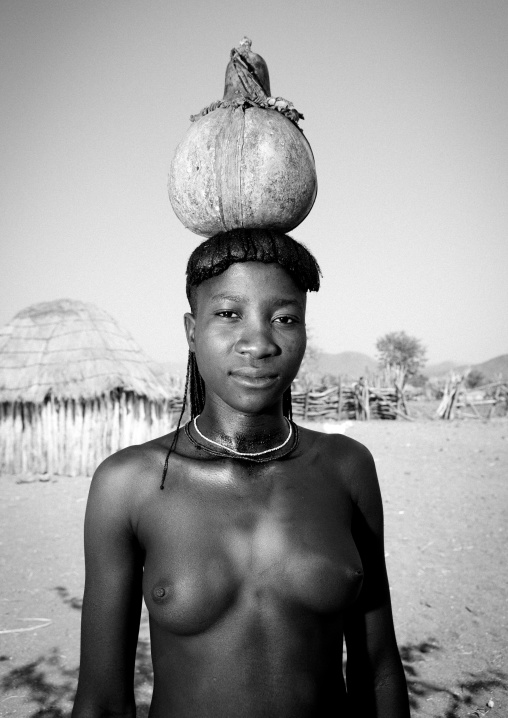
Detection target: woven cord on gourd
<box><xmin>190</xmin><ymin>49</ymin><xmax>304</xmax><ymax>126</ymax></box>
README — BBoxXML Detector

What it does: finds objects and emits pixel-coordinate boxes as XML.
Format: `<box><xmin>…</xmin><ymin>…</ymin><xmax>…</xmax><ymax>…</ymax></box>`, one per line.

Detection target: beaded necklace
<box><xmin>184</xmin><ymin>417</ymin><xmax>299</xmax><ymax>463</ymax></box>
<box><xmin>193</xmin><ymin>414</ymin><xmax>292</xmax><ymax>457</ymax></box>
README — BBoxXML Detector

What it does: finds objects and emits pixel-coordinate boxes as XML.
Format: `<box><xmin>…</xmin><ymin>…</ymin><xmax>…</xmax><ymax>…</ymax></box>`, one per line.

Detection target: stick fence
<box><xmin>0</xmin><ymin>381</ymin><xmax>404</xmax><ymax>477</ymax></box>
<box><xmin>291</xmin><ymin>382</ymin><xmax>401</xmax><ymax>421</ymax></box>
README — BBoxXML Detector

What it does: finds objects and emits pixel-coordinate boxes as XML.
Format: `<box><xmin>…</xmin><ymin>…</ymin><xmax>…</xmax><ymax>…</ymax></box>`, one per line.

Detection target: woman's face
<box><xmin>185</xmin><ymin>262</ymin><xmax>307</xmax><ymax>415</ymax></box>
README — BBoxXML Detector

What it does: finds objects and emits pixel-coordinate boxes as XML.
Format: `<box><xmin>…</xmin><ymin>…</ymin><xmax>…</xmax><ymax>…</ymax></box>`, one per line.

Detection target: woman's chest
<box><xmin>139</xmin><ymin>469</ymin><xmax>363</xmax><ymax>634</ymax></box>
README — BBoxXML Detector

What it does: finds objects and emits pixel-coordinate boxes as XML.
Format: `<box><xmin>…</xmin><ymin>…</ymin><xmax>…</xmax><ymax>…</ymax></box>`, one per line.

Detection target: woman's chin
<box><xmin>222</xmin><ymin>388</ymin><xmax>287</xmax><ymax>416</ymax></box>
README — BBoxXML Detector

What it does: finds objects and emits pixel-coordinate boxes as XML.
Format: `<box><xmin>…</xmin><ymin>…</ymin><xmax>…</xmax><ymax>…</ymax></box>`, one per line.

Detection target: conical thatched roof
<box><xmin>0</xmin><ymin>299</ymin><xmax>171</xmax><ymax>403</ymax></box>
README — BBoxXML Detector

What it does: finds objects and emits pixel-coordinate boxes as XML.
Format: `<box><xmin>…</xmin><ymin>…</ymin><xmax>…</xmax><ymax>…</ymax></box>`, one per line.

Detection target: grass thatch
<box><xmin>0</xmin><ymin>299</ymin><xmax>182</xmax><ymax>476</ymax></box>
<box><xmin>0</xmin><ymin>299</ymin><xmax>171</xmax><ymax>403</ymax></box>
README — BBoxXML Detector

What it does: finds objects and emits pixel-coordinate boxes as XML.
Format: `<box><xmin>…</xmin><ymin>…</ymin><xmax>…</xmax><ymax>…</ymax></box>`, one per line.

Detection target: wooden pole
<box><xmin>112</xmin><ymin>395</ymin><xmax>120</xmax><ymax>454</ymax></box>
<box><xmin>363</xmin><ymin>383</ymin><xmax>370</xmax><ymax>421</ymax></box>
<box><xmin>303</xmin><ymin>388</ymin><xmax>309</xmax><ymax>421</ymax></box>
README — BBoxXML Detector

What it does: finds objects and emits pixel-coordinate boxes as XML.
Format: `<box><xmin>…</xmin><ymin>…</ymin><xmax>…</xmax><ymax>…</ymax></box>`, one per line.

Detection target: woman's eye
<box><xmin>216</xmin><ymin>311</ymin><xmax>238</xmax><ymax>318</ymax></box>
<box><xmin>273</xmin><ymin>315</ymin><xmax>297</xmax><ymax>324</ymax></box>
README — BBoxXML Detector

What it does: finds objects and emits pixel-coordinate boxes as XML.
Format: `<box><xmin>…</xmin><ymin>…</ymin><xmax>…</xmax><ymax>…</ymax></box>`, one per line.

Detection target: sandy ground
<box><xmin>0</xmin><ymin>416</ymin><xmax>507</xmax><ymax>717</ymax></box>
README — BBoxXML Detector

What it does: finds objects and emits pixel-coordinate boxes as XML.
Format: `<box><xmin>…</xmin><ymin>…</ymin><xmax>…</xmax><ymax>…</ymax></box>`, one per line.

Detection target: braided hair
<box><xmin>160</xmin><ymin>228</ymin><xmax>321</xmax><ymax>489</ymax></box>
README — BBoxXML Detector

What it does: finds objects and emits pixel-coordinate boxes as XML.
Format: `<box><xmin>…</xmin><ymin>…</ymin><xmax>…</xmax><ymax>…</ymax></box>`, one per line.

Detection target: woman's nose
<box><xmin>235</xmin><ymin>323</ymin><xmax>279</xmax><ymax>359</ymax></box>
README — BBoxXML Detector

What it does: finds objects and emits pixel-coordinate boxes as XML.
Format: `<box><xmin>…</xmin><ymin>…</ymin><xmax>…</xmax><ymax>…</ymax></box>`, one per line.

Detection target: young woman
<box><xmin>72</xmin><ymin>229</ymin><xmax>410</xmax><ymax>718</ymax></box>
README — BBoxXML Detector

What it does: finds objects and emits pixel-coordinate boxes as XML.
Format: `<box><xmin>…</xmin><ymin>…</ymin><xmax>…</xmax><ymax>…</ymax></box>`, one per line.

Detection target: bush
<box><xmin>466</xmin><ymin>369</ymin><xmax>486</xmax><ymax>389</ymax></box>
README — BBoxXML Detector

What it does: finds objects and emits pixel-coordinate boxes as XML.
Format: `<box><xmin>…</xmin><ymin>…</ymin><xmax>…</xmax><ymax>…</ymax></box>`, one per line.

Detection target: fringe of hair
<box><xmin>186</xmin><ymin>229</ymin><xmax>321</xmax><ymax>309</ymax></box>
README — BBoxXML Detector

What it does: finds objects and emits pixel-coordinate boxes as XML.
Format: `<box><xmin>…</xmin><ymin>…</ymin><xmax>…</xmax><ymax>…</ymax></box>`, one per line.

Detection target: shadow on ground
<box><xmin>53</xmin><ymin>587</ymin><xmax>83</xmax><ymax>611</ymax></box>
<box><xmin>1</xmin><ymin>648</ymin><xmax>79</xmax><ymax>718</ymax></box>
<box><xmin>0</xmin><ymin>586</ymin><xmax>153</xmax><ymax>718</ymax></box>
<box><xmin>401</xmin><ymin>639</ymin><xmax>506</xmax><ymax>717</ymax></box>
<box><xmin>0</xmin><ymin>641</ymin><xmax>152</xmax><ymax>718</ymax></box>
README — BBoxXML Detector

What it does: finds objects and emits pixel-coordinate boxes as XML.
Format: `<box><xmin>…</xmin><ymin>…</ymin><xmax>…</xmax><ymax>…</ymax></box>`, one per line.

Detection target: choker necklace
<box><xmin>192</xmin><ymin>415</ymin><xmax>292</xmax><ymax>457</ymax></box>
<box><xmin>185</xmin><ymin>416</ymin><xmax>299</xmax><ymax>462</ymax></box>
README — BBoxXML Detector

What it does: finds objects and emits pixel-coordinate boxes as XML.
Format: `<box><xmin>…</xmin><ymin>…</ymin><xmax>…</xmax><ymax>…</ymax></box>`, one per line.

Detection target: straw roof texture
<box><xmin>0</xmin><ymin>299</ymin><xmax>171</xmax><ymax>403</ymax></box>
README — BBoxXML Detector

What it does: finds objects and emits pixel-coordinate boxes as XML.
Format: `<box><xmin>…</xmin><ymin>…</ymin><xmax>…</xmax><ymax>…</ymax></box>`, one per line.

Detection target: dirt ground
<box><xmin>1</xmin><ymin>416</ymin><xmax>507</xmax><ymax>717</ymax></box>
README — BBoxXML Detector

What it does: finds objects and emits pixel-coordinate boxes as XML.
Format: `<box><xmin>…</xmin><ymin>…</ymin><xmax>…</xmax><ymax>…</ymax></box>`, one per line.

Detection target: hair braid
<box><xmin>189</xmin><ymin>351</ymin><xmax>206</xmax><ymax>417</ymax></box>
<box><xmin>282</xmin><ymin>387</ymin><xmax>293</xmax><ymax>421</ymax></box>
<box><xmin>160</xmin><ymin>352</ymin><xmax>191</xmax><ymax>489</ymax></box>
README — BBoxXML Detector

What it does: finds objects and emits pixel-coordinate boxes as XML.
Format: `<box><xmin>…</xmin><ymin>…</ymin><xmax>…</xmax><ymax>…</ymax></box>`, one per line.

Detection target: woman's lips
<box><xmin>230</xmin><ymin>370</ymin><xmax>278</xmax><ymax>388</ymax></box>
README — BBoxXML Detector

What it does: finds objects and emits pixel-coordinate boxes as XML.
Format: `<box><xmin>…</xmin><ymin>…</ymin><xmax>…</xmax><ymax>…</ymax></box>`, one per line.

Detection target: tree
<box><xmin>376</xmin><ymin>331</ymin><xmax>427</xmax><ymax>388</ymax></box>
<box><xmin>296</xmin><ymin>329</ymin><xmax>321</xmax><ymax>386</ymax></box>
<box><xmin>408</xmin><ymin>372</ymin><xmax>428</xmax><ymax>389</ymax></box>
<box><xmin>465</xmin><ymin>369</ymin><xmax>486</xmax><ymax>389</ymax></box>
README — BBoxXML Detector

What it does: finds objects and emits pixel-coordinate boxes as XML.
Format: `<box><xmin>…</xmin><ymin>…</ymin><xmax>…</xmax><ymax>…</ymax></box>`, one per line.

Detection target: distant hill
<box><xmin>423</xmin><ymin>355</ymin><xmax>508</xmax><ymax>381</ymax></box>
<box><xmin>471</xmin><ymin>354</ymin><xmax>508</xmax><ymax>381</ymax></box>
<box><xmin>423</xmin><ymin>361</ymin><xmax>462</xmax><ymax>378</ymax></box>
<box><xmin>315</xmin><ymin>351</ymin><xmax>377</xmax><ymax>379</ymax></box>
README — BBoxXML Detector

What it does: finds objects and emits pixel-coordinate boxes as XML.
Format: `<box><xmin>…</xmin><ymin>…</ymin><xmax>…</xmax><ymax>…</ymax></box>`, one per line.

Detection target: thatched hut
<box><xmin>0</xmin><ymin>299</ymin><xmax>180</xmax><ymax>476</ymax></box>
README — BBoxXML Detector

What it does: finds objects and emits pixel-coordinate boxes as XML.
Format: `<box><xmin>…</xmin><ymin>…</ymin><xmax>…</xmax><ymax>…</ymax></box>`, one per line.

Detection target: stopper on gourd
<box><xmin>223</xmin><ymin>37</ymin><xmax>271</xmax><ymax>101</ymax></box>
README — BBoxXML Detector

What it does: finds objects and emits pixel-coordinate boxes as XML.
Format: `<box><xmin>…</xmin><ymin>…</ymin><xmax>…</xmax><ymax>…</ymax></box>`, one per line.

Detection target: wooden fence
<box><xmin>437</xmin><ymin>379</ymin><xmax>508</xmax><ymax>420</ymax></box>
<box><xmin>0</xmin><ymin>379</ymin><xmax>406</xmax><ymax>477</ymax></box>
<box><xmin>165</xmin><ymin>380</ymin><xmax>404</xmax><ymax>422</ymax></box>
<box><xmin>291</xmin><ymin>382</ymin><xmax>403</xmax><ymax>421</ymax></box>
<box><xmin>164</xmin><ymin>380</ymin><xmax>405</xmax><ymax>422</ymax></box>
<box><xmin>0</xmin><ymin>392</ymin><xmax>185</xmax><ymax>476</ymax></box>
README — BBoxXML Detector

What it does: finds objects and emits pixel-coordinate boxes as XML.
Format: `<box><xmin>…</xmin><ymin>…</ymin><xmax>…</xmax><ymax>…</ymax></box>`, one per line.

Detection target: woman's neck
<box><xmin>196</xmin><ymin>401</ymin><xmax>288</xmax><ymax>454</ymax></box>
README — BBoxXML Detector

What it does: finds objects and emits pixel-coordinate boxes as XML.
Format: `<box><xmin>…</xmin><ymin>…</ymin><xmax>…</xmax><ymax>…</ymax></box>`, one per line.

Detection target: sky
<box><xmin>1</xmin><ymin>0</ymin><xmax>507</xmax><ymax>366</ymax></box>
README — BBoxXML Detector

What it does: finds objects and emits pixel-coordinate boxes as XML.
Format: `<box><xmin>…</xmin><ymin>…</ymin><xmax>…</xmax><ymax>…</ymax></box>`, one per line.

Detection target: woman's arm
<box><xmin>343</xmin><ymin>443</ymin><xmax>410</xmax><ymax>717</ymax></box>
<box><xmin>72</xmin><ymin>451</ymin><xmax>145</xmax><ymax>718</ymax></box>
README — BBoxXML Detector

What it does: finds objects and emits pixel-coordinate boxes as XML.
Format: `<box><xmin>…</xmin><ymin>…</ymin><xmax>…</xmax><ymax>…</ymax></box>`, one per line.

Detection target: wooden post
<box><xmin>119</xmin><ymin>391</ymin><xmax>127</xmax><ymax>448</ymax></box>
<box><xmin>6</xmin><ymin>403</ymin><xmax>14</xmax><ymax>472</ymax></box>
<box><xmin>48</xmin><ymin>398</ymin><xmax>56</xmax><ymax>476</ymax></box>
<box><xmin>354</xmin><ymin>385</ymin><xmax>360</xmax><ymax>421</ymax></box>
<box><xmin>80</xmin><ymin>400</ymin><xmax>90</xmax><ymax>476</ymax></box>
<box><xmin>337</xmin><ymin>378</ymin><xmax>342</xmax><ymax>420</ymax></box>
<box><xmin>75</xmin><ymin>400</ymin><xmax>83</xmax><ymax>476</ymax></box>
<box><xmin>303</xmin><ymin>387</ymin><xmax>309</xmax><ymax>421</ymax></box>
<box><xmin>488</xmin><ymin>388</ymin><xmax>500</xmax><ymax>419</ymax></box>
<box><xmin>364</xmin><ymin>383</ymin><xmax>370</xmax><ymax>420</ymax></box>
<box><xmin>112</xmin><ymin>395</ymin><xmax>120</xmax><ymax>454</ymax></box>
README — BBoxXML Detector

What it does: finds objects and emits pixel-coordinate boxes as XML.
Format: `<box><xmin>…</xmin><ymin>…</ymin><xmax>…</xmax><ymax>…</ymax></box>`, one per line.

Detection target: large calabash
<box><xmin>168</xmin><ymin>105</ymin><xmax>317</xmax><ymax>238</ymax></box>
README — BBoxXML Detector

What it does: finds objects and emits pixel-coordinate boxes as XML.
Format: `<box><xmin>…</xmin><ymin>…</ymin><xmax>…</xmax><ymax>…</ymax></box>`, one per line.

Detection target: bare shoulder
<box><xmin>87</xmin><ymin>431</ymin><xmax>176</xmax><ymax>516</ymax></box>
<box><xmin>297</xmin><ymin>424</ymin><xmax>378</xmax><ymax>501</ymax></box>
<box><xmin>297</xmin><ymin>423</ymin><xmax>374</xmax><ymax>464</ymax></box>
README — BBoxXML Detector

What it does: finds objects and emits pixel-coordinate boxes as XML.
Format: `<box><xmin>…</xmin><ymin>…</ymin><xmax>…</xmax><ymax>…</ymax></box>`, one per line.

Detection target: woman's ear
<box><xmin>184</xmin><ymin>312</ymin><xmax>196</xmax><ymax>352</ymax></box>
